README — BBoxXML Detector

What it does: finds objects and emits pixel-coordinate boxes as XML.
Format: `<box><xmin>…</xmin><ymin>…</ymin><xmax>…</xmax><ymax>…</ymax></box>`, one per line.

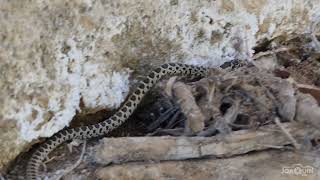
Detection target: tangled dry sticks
<box><xmin>148</xmin><ymin>63</ymin><xmax>320</xmax><ymax>136</ymax></box>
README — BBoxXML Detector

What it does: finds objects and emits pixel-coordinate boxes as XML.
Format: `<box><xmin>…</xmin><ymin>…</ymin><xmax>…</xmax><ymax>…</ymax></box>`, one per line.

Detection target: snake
<box><xmin>25</xmin><ymin>63</ymin><xmax>209</xmax><ymax>179</ymax></box>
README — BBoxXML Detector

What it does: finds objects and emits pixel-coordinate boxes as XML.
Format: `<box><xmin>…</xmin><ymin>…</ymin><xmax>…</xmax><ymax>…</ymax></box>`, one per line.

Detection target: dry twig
<box><xmin>274</xmin><ymin>117</ymin><xmax>301</xmax><ymax>149</ymax></box>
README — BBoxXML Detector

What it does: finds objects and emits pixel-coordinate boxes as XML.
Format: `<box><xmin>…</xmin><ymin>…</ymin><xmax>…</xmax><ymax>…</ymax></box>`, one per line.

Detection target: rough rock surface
<box><xmin>1</xmin><ymin>0</ymin><xmax>320</xmax><ymax>172</ymax></box>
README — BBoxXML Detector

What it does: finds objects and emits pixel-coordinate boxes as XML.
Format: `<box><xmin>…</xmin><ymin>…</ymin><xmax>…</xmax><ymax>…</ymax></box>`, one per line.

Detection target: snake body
<box><xmin>26</xmin><ymin>63</ymin><xmax>209</xmax><ymax>179</ymax></box>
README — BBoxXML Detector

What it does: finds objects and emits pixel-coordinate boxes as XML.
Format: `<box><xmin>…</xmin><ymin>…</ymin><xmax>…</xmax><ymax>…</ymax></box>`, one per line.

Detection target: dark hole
<box><xmin>231</xmin><ymin>114</ymin><xmax>250</xmax><ymax>131</ymax></box>
<box><xmin>220</xmin><ymin>102</ymin><xmax>232</xmax><ymax>114</ymax></box>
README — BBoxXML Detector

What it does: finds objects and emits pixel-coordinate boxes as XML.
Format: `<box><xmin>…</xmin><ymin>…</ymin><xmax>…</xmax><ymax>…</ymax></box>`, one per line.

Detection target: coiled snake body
<box><xmin>26</xmin><ymin>63</ymin><xmax>209</xmax><ymax>179</ymax></box>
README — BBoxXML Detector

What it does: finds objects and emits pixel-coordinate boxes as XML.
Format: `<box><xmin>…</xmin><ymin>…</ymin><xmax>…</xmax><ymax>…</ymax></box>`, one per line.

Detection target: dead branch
<box><xmin>274</xmin><ymin>117</ymin><xmax>301</xmax><ymax>149</ymax></box>
<box><xmin>172</xmin><ymin>82</ymin><xmax>205</xmax><ymax>134</ymax></box>
<box><xmin>94</xmin><ymin>122</ymin><xmax>319</xmax><ymax>165</ymax></box>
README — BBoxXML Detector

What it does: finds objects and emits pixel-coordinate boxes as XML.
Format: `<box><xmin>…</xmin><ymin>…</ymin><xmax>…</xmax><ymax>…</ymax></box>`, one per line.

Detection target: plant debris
<box><xmin>142</xmin><ymin>63</ymin><xmax>318</xmax><ymax>138</ymax></box>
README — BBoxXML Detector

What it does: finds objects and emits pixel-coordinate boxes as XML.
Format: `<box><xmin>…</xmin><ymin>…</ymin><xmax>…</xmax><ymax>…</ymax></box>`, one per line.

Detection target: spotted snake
<box><xmin>25</xmin><ymin>63</ymin><xmax>209</xmax><ymax>179</ymax></box>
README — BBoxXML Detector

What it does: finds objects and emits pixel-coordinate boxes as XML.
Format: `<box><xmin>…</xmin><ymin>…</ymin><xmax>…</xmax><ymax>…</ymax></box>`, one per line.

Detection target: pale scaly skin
<box><xmin>26</xmin><ymin>63</ymin><xmax>209</xmax><ymax>179</ymax></box>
